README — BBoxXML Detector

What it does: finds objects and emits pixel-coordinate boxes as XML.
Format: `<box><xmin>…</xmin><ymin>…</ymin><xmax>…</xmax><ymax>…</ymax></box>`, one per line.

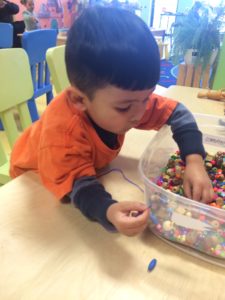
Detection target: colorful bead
<box><xmin>148</xmin><ymin>150</ymin><xmax>225</xmax><ymax>261</ymax></box>
<box><xmin>163</xmin><ymin>220</ymin><xmax>173</xmax><ymax>231</ymax></box>
<box><xmin>156</xmin><ymin>151</ymin><xmax>225</xmax><ymax>209</ymax></box>
<box><xmin>148</xmin><ymin>258</ymin><xmax>157</xmax><ymax>272</ymax></box>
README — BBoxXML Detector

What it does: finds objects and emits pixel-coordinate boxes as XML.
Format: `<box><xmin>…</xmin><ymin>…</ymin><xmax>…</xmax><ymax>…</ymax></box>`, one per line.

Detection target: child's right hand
<box><xmin>106</xmin><ymin>201</ymin><xmax>149</xmax><ymax>236</ymax></box>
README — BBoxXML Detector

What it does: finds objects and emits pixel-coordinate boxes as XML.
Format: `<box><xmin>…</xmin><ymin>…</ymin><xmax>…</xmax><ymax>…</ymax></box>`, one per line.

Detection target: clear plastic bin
<box><xmin>139</xmin><ymin>114</ymin><xmax>225</xmax><ymax>267</ymax></box>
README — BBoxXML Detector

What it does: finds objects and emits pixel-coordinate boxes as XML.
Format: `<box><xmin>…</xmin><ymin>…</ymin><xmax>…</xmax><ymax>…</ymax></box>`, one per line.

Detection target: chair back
<box><xmin>0</xmin><ymin>48</ymin><xmax>33</xmax><ymax>184</ymax></box>
<box><xmin>46</xmin><ymin>45</ymin><xmax>70</xmax><ymax>94</ymax></box>
<box><xmin>212</xmin><ymin>35</ymin><xmax>225</xmax><ymax>90</ymax></box>
<box><xmin>0</xmin><ymin>140</ymin><xmax>9</xmax><ymax>184</ymax></box>
<box><xmin>0</xmin><ymin>23</ymin><xmax>13</xmax><ymax>48</ymax></box>
<box><xmin>22</xmin><ymin>29</ymin><xmax>57</xmax><ymax>121</ymax></box>
<box><xmin>176</xmin><ymin>63</ymin><xmax>211</xmax><ymax>88</ymax></box>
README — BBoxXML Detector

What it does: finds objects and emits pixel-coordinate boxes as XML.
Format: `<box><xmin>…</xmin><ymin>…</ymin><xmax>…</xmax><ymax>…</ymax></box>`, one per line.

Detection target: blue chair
<box><xmin>0</xmin><ymin>22</ymin><xmax>14</xmax><ymax>130</ymax></box>
<box><xmin>22</xmin><ymin>29</ymin><xmax>57</xmax><ymax>121</ymax></box>
<box><xmin>0</xmin><ymin>23</ymin><xmax>13</xmax><ymax>48</ymax></box>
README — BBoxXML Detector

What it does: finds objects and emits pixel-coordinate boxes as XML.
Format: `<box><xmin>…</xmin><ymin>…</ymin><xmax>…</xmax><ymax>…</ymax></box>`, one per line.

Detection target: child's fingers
<box><xmin>201</xmin><ymin>187</ymin><xmax>214</xmax><ymax>203</ymax></box>
<box><xmin>121</xmin><ymin>208</ymin><xmax>149</xmax><ymax>229</ymax></box>
<box><xmin>192</xmin><ymin>185</ymin><xmax>202</xmax><ymax>201</ymax></box>
<box><xmin>120</xmin><ymin>201</ymin><xmax>148</xmax><ymax>213</ymax></box>
<box><xmin>184</xmin><ymin>181</ymin><xmax>214</xmax><ymax>203</ymax></box>
<box><xmin>183</xmin><ymin>181</ymin><xmax>192</xmax><ymax>199</ymax></box>
<box><xmin>122</xmin><ymin>223</ymin><xmax>148</xmax><ymax>236</ymax></box>
<box><xmin>121</xmin><ymin>217</ymin><xmax>149</xmax><ymax>236</ymax></box>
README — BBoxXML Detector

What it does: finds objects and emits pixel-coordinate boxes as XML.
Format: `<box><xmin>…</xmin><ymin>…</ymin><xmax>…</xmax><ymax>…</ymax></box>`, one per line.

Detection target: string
<box><xmin>97</xmin><ymin>167</ymin><xmax>144</xmax><ymax>193</ymax></box>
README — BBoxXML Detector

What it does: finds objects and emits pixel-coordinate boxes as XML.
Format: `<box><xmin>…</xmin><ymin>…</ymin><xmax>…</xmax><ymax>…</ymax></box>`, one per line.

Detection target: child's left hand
<box><xmin>183</xmin><ymin>154</ymin><xmax>214</xmax><ymax>203</ymax></box>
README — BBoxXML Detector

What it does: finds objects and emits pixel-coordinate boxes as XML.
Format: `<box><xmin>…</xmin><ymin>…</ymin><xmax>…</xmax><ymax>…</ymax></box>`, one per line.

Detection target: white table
<box><xmin>163</xmin><ymin>85</ymin><xmax>225</xmax><ymax>116</ymax></box>
<box><xmin>0</xmin><ymin>86</ymin><xmax>225</xmax><ymax>300</ymax></box>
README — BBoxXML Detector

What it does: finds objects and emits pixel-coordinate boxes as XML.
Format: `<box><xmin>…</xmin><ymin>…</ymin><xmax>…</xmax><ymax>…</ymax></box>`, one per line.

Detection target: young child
<box><xmin>20</xmin><ymin>0</ymin><xmax>39</xmax><ymax>31</ymax></box>
<box><xmin>10</xmin><ymin>6</ymin><xmax>214</xmax><ymax>236</ymax></box>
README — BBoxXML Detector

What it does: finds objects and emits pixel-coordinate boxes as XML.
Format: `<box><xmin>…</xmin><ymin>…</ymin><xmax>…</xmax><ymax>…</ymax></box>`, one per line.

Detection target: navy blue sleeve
<box><xmin>167</xmin><ymin>103</ymin><xmax>206</xmax><ymax>160</ymax></box>
<box><xmin>68</xmin><ymin>176</ymin><xmax>117</xmax><ymax>232</ymax></box>
<box><xmin>5</xmin><ymin>1</ymin><xmax>19</xmax><ymax>14</ymax></box>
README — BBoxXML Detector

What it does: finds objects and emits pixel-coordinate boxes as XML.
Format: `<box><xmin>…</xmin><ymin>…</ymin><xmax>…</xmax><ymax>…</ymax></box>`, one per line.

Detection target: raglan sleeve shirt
<box><xmin>135</xmin><ymin>93</ymin><xmax>205</xmax><ymax>160</ymax></box>
<box><xmin>10</xmin><ymin>92</ymin><xmax>206</xmax><ymax>232</ymax></box>
<box><xmin>69</xmin><ymin>93</ymin><xmax>206</xmax><ymax>231</ymax></box>
<box><xmin>38</xmin><ymin>127</ymin><xmax>96</xmax><ymax>199</ymax></box>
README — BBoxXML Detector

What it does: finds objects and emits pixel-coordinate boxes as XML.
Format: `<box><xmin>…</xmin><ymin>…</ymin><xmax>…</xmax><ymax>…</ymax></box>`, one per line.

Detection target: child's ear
<box><xmin>66</xmin><ymin>86</ymin><xmax>89</xmax><ymax>111</ymax></box>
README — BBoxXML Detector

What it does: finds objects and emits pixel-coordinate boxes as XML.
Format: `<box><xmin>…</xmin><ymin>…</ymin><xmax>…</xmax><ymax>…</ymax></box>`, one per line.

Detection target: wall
<box><xmin>13</xmin><ymin>0</ymin><xmax>83</xmax><ymax>28</ymax></box>
<box><xmin>176</xmin><ymin>0</ymin><xmax>193</xmax><ymax>13</ymax></box>
<box><xmin>153</xmin><ymin>0</ymin><xmax>178</xmax><ymax>31</ymax></box>
<box><xmin>138</xmin><ymin>0</ymin><xmax>153</xmax><ymax>26</ymax></box>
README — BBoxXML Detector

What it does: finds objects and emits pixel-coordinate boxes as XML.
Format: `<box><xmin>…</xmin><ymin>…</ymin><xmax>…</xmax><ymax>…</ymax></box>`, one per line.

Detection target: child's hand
<box><xmin>106</xmin><ymin>201</ymin><xmax>149</xmax><ymax>236</ymax></box>
<box><xmin>183</xmin><ymin>154</ymin><xmax>214</xmax><ymax>203</ymax></box>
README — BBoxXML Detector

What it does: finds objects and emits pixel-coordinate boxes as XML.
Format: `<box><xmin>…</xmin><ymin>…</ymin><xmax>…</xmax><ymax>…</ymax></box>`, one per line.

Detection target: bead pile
<box><xmin>156</xmin><ymin>150</ymin><xmax>225</xmax><ymax>209</ymax></box>
<box><xmin>147</xmin><ymin>151</ymin><xmax>225</xmax><ymax>259</ymax></box>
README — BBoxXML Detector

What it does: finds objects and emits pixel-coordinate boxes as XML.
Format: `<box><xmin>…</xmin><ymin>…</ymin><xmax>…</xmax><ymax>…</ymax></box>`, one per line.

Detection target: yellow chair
<box><xmin>46</xmin><ymin>45</ymin><xmax>70</xmax><ymax>94</ymax></box>
<box><xmin>157</xmin><ymin>40</ymin><xmax>169</xmax><ymax>60</ymax></box>
<box><xmin>0</xmin><ymin>48</ymin><xmax>33</xmax><ymax>184</ymax></box>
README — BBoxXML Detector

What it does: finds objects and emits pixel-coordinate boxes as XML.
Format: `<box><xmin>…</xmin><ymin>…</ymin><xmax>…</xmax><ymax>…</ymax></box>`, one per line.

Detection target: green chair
<box><xmin>0</xmin><ymin>48</ymin><xmax>33</xmax><ymax>184</ymax></box>
<box><xmin>46</xmin><ymin>45</ymin><xmax>70</xmax><ymax>94</ymax></box>
<box><xmin>212</xmin><ymin>35</ymin><xmax>225</xmax><ymax>90</ymax></box>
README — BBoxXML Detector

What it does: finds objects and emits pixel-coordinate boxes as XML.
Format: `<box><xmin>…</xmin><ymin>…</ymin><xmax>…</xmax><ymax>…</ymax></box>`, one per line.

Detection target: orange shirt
<box><xmin>10</xmin><ymin>90</ymin><xmax>177</xmax><ymax>199</ymax></box>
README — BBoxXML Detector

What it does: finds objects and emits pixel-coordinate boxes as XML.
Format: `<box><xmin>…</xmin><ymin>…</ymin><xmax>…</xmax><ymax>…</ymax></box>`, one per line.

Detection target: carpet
<box><xmin>158</xmin><ymin>59</ymin><xmax>178</xmax><ymax>88</ymax></box>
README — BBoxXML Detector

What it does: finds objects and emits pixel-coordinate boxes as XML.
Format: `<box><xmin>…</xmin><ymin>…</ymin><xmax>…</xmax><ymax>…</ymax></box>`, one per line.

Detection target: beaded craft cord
<box><xmin>97</xmin><ymin>168</ymin><xmax>144</xmax><ymax>193</ymax></box>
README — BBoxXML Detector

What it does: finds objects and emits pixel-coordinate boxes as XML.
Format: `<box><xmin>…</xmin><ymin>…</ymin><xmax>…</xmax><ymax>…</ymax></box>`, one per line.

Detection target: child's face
<box><xmin>26</xmin><ymin>0</ymin><xmax>34</xmax><ymax>12</ymax></box>
<box><xmin>83</xmin><ymin>85</ymin><xmax>155</xmax><ymax>134</ymax></box>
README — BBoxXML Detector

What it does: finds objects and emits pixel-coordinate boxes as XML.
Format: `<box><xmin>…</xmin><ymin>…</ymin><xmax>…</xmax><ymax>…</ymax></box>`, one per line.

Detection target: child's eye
<box><xmin>115</xmin><ymin>106</ymin><xmax>131</xmax><ymax>112</ymax></box>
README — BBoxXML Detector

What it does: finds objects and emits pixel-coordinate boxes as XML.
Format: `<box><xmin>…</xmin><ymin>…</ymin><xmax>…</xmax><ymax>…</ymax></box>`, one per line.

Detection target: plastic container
<box><xmin>139</xmin><ymin>114</ymin><xmax>225</xmax><ymax>267</ymax></box>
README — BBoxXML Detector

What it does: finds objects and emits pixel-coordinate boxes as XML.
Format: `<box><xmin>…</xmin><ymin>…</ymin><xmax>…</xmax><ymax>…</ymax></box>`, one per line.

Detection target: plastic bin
<box><xmin>139</xmin><ymin>114</ymin><xmax>225</xmax><ymax>267</ymax></box>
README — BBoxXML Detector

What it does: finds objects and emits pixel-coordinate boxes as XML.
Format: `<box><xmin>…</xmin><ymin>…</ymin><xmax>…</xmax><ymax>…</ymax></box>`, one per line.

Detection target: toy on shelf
<box><xmin>197</xmin><ymin>89</ymin><xmax>225</xmax><ymax>101</ymax></box>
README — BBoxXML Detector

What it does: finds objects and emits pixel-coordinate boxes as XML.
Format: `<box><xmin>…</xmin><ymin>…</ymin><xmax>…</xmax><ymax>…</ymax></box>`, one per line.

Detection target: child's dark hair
<box><xmin>65</xmin><ymin>6</ymin><xmax>160</xmax><ymax>99</ymax></box>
